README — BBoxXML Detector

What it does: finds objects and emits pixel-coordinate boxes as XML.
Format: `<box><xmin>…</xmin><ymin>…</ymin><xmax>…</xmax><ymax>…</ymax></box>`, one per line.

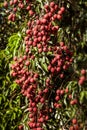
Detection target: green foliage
<box><xmin>0</xmin><ymin>33</ymin><xmax>24</xmax><ymax>130</ymax></box>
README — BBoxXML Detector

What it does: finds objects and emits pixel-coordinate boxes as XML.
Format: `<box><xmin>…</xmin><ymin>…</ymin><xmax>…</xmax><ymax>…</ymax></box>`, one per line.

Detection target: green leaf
<box><xmin>6</xmin><ymin>75</ymin><xmax>11</xmax><ymax>82</ymax></box>
<box><xmin>85</xmin><ymin>91</ymin><xmax>87</xmax><ymax>99</ymax></box>
<box><xmin>11</xmin><ymin>112</ymin><xmax>16</xmax><ymax>120</ymax></box>
<box><xmin>65</xmin><ymin>111</ymin><xmax>70</xmax><ymax>118</ymax></box>
<box><xmin>41</xmin><ymin>62</ymin><xmax>48</xmax><ymax>72</ymax></box>
<box><xmin>6</xmin><ymin>110</ymin><xmax>11</xmax><ymax>115</ymax></box>
<box><xmin>47</xmin><ymin>51</ymin><xmax>53</xmax><ymax>56</ymax></box>
<box><xmin>10</xmin><ymin>83</ymin><xmax>18</xmax><ymax>91</ymax></box>
<box><xmin>64</xmin><ymin>95</ymin><xmax>67</xmax><ymax>106</ymax></box>
<box><xmin>30</xmin><ymin>60</ymin><xmax>35</xmax><ymax>70</ymax></box>
<box><xmin>5</xmin><ymin>32</ymin><xmax>22</xmax><ymax>58</ymax></box>
<box><xmin>80</xmin><ymin>91</ymin><xmax>85</xmax><ymax>103</ymax></box>
<box><xmin>0</xmin><ymin>96</ymin><xmax>2</xmax><ymax>104</ymax></box>
<box><xmin>36</xmin><ymin>0</ymin><xmax>44</xmax><ymax>9</ymax></box>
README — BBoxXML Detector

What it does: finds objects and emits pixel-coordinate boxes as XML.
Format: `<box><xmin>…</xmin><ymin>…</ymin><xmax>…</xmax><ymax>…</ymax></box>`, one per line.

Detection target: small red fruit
<box><xmin>25</xmin><ymin>60</ymin><xmax>30</xmax><ymax>66</ymax></box>
<box><xmin>51</xmin><ymin>67</ymin><xmax>55</xmax><ymax>73</ymax></box>
<box><xmin>29</xmin><ymin>10</ymin><xmax>34</xmax><ymax>16</ymax></box>
<box><xmin>13</xmin><ymin>7</ymin><xmax>17</xmax><ymax>12</ymax></box>
<box><xmin>10</xmin><ymin>0</ymin><xmax>13</xmax><ymax>5</ymax></box>
<box><xmin>42</xmin><ymin>19</ymin><xmax>47</xmax><ymax>24</ymax></box>
<box><xmin>60</xmin><ymin>90</ymin><xmax>64</xmax><ymax>95</ymax></box>
<box><xmin>65</xmin><ymin>88</ymin><xmax>69</xmax><ymax>93</ymax></box>
<box><xmin>4</xmin><ymin>1</ymin><xmax>8</xmax><ymax>7</ymax></box>
<box><xmin>60</xmin><ymin>73</ymin><xmax>64</xmax><ymax>79</ymax></box>
<box><xmin>13</xmin><ymin>56</ymin><xmax>17</xmax><ymax>61</ymax></box>
<box><xmin>44</xmin><ymin>4</ymin><xmax>49</xmax><ymax>10</ymax></box>
<box><xmin>60</xmin><ymin>42</ymin><xmax>64</xmax><ymax>47</ymax></box>
<box><xmin>60</xmin><ymin>7</ymin><xmax>65</xmax><ymax>13</ymax></box>
<box><xmin>8</xmin><ymin>14</ymin><xmax>13</xmax><ymax>21</ymax></box>
<box><xmin>69</xmin><ymin>126</ymin><xmax>74</xmax><ymax>130</ymax></box>
<box><xmin>78</xmin><ymin>76</ymin><xmax>86</xmax><ymax>85</ymax></box>
<box><xmin>18</xmin><ymin>125</ymin><xmax>23</xmax><ymax>130</ymax></box>
<box><xmin>26</xmin><ymin>5</ymin><xmax>31</xmax><ymax>10</ymax></box>
<box><xmin>54</xmin><ymin>5</ymin><xmax>58</xmax><ymax>10</ymax></box>
<box><xmin>57</xmin><ymin>15</ymin><xmax>62</xmax><ymax>20</ymax></box>
<box><xmin>39</xmin><ymin>117</ymin><xmax>44</xmax><ymax>123</ymax></box>
<box><xmin>55</xmin><ymin>95</ymin><xmax>60</xmax><ymax>101</ymax></box>
<box><xmin>72</xmin><ymin>118</ymin><xmax>77</xmax><ymax>124</ymax></box>
<box><xmin>70</xmin><ymin>99</ymin><xmax>78</xmax><ymax>105</ymax></box>
<box><xmin>40</xmin><ymin>98</ymin><xmax>45</xmax><ymax>103</ymax></box>
<box><xmin>37</xmin><ymin>127</ymin><xmax>43</xmax><ymax>130</ymax></box>
<box><xmin>13</xmin><ymin>0</ymin><xmax>18</xmax><ymax>4</ymax></box>
<box><xmin>50</xmin><ymin>1</ymin><xmax>55</xmax><ymax>7</ymax></box>
<box><xmin>81</xmin><ymin>69</ymin><xmax>86</xmax><ymax>75</ymax></box>
<box><xmin>68</xmin><ymin>94</ymin><xmax>72</xmax><ymax>99</ymax></box>
<box><xmin>74</xmin><ymin>124</ymin><xmax>79</xmax><ymax>130</ymax></box>
<box><xmin>45</xmin><ymin>115</ymin><xmax>49</xmax><ymax>120</ymax></box>
<box><xmin>58</xmin><ymin>10</ymin><xmax>63</xmax><ymax>15</ymax></box>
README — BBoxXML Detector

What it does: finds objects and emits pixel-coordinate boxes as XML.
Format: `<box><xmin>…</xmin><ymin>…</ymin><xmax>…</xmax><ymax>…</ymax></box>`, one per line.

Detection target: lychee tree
<box><xmin>0</xmin><ymin>0</ymin><xmax>87</xmax><ymax>130</ymax></box>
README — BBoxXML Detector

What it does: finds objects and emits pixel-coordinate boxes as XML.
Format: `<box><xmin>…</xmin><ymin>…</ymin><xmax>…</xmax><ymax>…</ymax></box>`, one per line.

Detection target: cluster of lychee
<box><xmin>69</xmin><ymin>118</ymin><xmax>79</xmax><ymax>130</ymax></box>
<box><xmin>8</xmin><ymin>1</ymin><xmax>78</xmax><ymax>130</ymax></box>
<box><xmin>4</xmin><ymin>0</ymin><xmax>35</xmax><ymax>21</ymax></box>
<box><xmin>78</xmin><ymin>69</ymin><xmax>86</xmax><ymax>85</ymax></box>
<box><xmin>48</xmin><ymin>42</ymin><xmax>73</xmax><ymax>78</ymax></box>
